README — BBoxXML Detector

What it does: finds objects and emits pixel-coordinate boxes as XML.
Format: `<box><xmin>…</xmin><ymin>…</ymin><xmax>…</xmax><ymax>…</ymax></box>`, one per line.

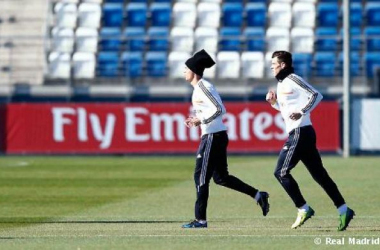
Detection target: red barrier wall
<box><xmin>3</xmin><ymin>102</ymin><xmax>340</xmax><ymax>154</ymax></box>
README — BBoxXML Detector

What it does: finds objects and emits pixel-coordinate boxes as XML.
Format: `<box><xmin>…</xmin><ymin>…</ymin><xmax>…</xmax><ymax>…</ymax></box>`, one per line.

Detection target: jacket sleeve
<box><xmin>291</xmin><ymin>76</ymin><xmax>323</xmax><ymax>115</ymax></box>
<box><xmin>198</xmin><ymin>82</ymin><xmax>225</xmax><ymax>124</ymax></box>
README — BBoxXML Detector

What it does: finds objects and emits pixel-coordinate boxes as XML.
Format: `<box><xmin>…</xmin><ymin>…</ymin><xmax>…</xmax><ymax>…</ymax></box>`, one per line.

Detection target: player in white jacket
<box><xmin>182</xmin><ymin>50</ymin><xmax>269</xmax><ymax>228</ymax></box>
<box><xmin>266</xmin><ymin>51</ymin><xmax>355</xmax><ymax>231</ymax></box>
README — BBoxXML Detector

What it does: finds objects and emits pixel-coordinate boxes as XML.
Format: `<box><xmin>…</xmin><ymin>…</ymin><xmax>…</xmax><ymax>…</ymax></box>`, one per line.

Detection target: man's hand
<box><xmin>184</xmin><ymin>117</ymin><xmax>201</xmax><ymax>128</ymax></box>
<box><xmin>266</xmin><ymin>90</ymin><xmax>277</xmax><ymax>105</ymax></box>
<box><xmin>184</xmin><ymin>117</ymin><xmax>193</xmax><ymax>128</ymax></box>
<box><xmin>289</xmin><ymin>112</ymin><xmax>302</xmax><ymax>121</ymax></box>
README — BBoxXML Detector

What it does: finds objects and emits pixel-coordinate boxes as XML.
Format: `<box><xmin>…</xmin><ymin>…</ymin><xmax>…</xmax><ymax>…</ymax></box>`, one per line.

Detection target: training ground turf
<box><xmin>0</xmin><ymin>156</ymin><xmax>379</xmax><ymax>249</ymax></box>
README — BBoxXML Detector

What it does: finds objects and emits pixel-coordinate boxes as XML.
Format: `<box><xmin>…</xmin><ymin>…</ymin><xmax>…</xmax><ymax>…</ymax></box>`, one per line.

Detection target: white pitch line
<box><xmin>2</xmin><ymin>235</ymin><xmax>380</xmax><ymax>238</ymax></box>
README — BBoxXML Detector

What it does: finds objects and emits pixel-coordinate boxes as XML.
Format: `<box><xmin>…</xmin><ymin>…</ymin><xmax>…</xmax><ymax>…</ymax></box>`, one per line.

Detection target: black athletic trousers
<box><xmin>194</xmin><ymin>130</ymin><xmax>258</xmax><ymax>220</ymax></box>
<box><xmin>274</xmin><ymin>125</ymin><xmax>345</xmax><ymax>208</ymax></box>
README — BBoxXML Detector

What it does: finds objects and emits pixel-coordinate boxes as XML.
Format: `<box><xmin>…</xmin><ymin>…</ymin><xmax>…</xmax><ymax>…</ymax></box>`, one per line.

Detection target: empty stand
<box><xmin>42</xmin><ymin>0</ymin><xmax>380</xmax><ymax>86</ymax></box>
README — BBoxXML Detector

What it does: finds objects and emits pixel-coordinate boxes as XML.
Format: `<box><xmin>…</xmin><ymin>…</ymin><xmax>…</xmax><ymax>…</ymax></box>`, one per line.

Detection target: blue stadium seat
<box><xmin>99</xmin><ymin>28</ymin><xmax>121</xmax><ymax>52</ymax></box>
<box><xmin>364</xmin><ymin>52</ymin><xmax>380</xmax><ymax>78</ymax></box>
<box><xmin>339</xmin><ymin>28</ymin><xmax>361</xmax><ymax>51</ymax></box>
<box><xmin>222</xmin><ymin>3</ymin><xmax>244</xmax><ymax>27</ymax></box>
<box><xmin>126</xmin><ymin>3</ymin><xmax>147</xmax><ymax>27</ymax></box>
<box><xmin>315</xmin><ymin>28</ymin><xmax>338</xmax><ymax>51</ymax></box>
<box><xmin>366</xmin><ymin>2</ymin><xmax>380</xmax><ymax>26</ymax></box>
<box><xmin>97</xmin><ymin>52</ymin><xmax>119</xmax><ymax>77</ymax></box>
<box><xmin>244</xmin><ymin>27</ymin><xmax>265</xmax><ymax>51</ymax></box>
<box><xmin>344</xmin><ymin>3</ymin><xmax>362</xmax><ymax>27</ymax></box>
<box><xmin>103</xmin><ymin>4</ymin><xmax>124</xmax><ymax>27</ymax></box>
<box><xmin>124</xmin><ymin>27</ymin><xmax>145</xmax><ymax>51</ymax></box>
<box><xmin>317</xmin><ymin>3</ymin><xmax>338</xmax><ymax>27</ymax></box>
<box><xmin>146</xmin><ymin>52</ymin><xmax>167</xmax><ymax>77</ymax></box>
<box><xmin>219</xmin><ymin>27</ymin><xmax>241</xmax><ymax>51</ymax></box>
<box><xmin>293</xmin><ymin>53</ymin><xmax>312</xmax><ymax>77</ymax></box>
<box><xmin>153</xmin><ymin>0</ymin><xmax>171</xmax><ymax>2</ymax></box>
<box><xmin>130</xmin><ymin>0</ymin><xmax>148</xmax><ymax>3</ymax></box>
<box><xmin>338</xmin><ymin>52</ymin><xmax>360</xmax><ymax>77</ymax></box>
<box><xmin>150</xmin><ymin>3</ymin><xmax>171</xmax><ymax>27</ymax></box>
<box><xmin>314</xmin><ymin>52</ymin><xmax>336</xmax><ymax>77</ymax></box>
<box><xmin>365</xmin><ymin>27</ymin><xmax>380</xmax><ymax>51</ymax></box>
<box><xmin>246</xmin><ymin>3</ymin><xmax>266</xmax><ymax>27</ymax></box>
<box><xmin>147</xmin><ymin>27</ymin><xmax>169</xmax><ymax>51</ymax></box>
<box><xmin>122</xmin><ymin>52</ymin><xmax>143</xmax><ymax>78</ymax></box>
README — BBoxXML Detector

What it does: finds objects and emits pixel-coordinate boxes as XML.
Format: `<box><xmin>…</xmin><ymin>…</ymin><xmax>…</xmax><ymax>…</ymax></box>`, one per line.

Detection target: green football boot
<box><xmin>338</xmin><ymin>207</ymin><xmax>355</xmax><ymax>231</ymax></box>
<box><xmin>291</xmin><ymin>207</ymin><xmax>315</xmax><ymax>229</ymax></box>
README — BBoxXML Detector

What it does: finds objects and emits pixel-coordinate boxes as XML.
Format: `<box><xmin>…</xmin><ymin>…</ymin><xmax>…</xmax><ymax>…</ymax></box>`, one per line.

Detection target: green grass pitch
<box><xmin>0</xmin><ymin>156</ymin><xmax>379</xmax><ymax>249</ymax></box>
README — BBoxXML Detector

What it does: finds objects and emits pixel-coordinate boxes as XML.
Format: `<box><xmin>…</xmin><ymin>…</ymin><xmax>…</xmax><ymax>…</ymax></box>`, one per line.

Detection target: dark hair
<box><xmin>272</xmin><ymin>51</ymin><xmax>293</xmax><ymax>68</ymax></box>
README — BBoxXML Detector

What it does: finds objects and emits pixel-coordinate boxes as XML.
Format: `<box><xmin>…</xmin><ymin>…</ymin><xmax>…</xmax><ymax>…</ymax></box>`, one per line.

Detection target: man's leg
<box><xmin>194</xmin><ymin>134</ymin><xmax>215</xmax><ymax>221</ymax></box>
<box><xmin>274</xmin><ymin>128</ymin><xmax>305</xmax><ymax>208</ymax></box>
<box><xmin>211</xmin><ymin>132</ymin><xmax>269</xmax><ymax>216</ymax></box>
<box><xmin>300</xmin><ymin>126</ymin><xmax>354</xmax><ymax>231</ymax></box>
<box><xmin>300</xmin><ymin>126</ymin><xmax>345</xmax><ymax>208</ymax></box>
<box><xmin>183</xmin><ymin>134</ymin><xmax>215</xmax><ymax>228</ymax></box>
<box><xmin>274</xmin><ymin>128</ymin><xmax>315</xmax><ymax>229</ymax></box>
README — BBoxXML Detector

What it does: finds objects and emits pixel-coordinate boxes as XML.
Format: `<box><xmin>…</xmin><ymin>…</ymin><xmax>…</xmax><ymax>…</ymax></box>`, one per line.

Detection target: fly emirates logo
<box><xmin>52</xmin><ymin>107</ymin><xmax>287</xmax><ymax>149</ymax></box>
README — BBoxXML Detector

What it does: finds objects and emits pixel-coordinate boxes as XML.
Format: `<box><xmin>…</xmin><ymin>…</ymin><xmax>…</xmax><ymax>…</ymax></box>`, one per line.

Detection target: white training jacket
<box><xmin>191</xmin><ymin>79</ymin><xmax>227</xmax><ymax>136</ymax></box>
<box><xmin>271</xmin><ymin>73</ymin><xmax>323</xmax><ymax>134</ymax></box>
